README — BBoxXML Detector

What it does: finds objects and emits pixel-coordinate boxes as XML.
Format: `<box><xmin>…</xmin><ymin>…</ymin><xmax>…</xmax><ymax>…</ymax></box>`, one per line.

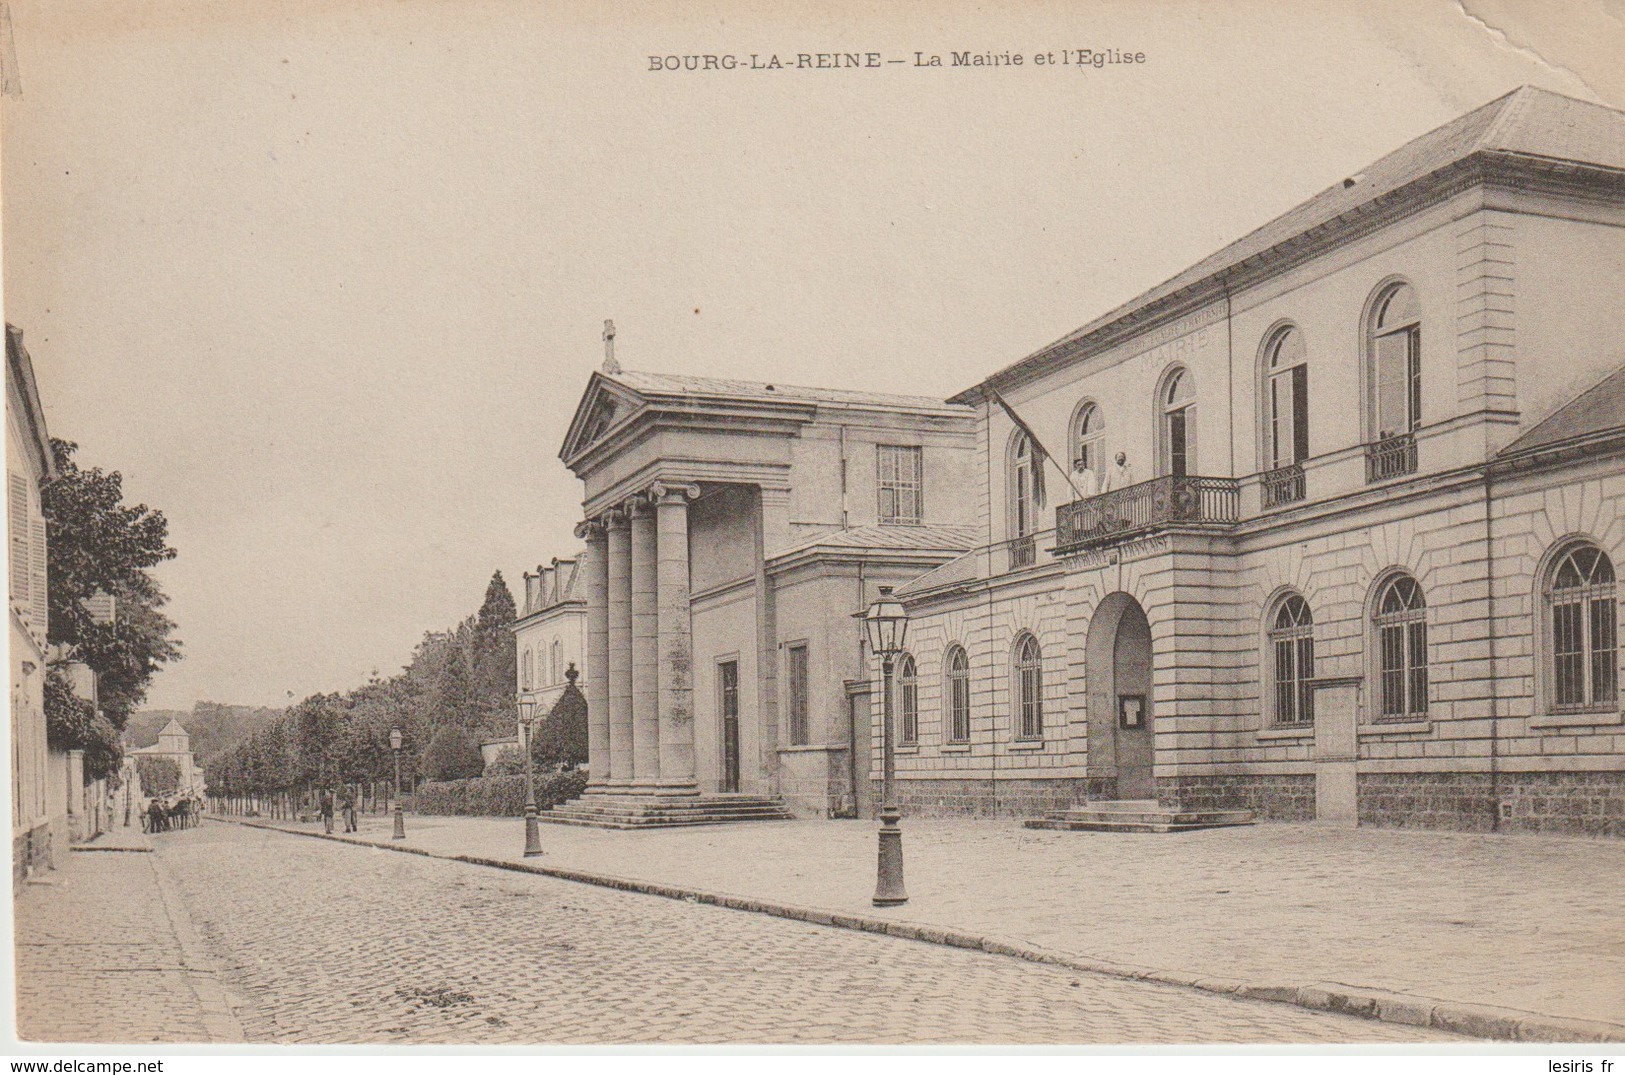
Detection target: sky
<box><xmin>3</xmin><ymin>0</ymin><xmax>1619</xmax><ymax>711</ymax></box>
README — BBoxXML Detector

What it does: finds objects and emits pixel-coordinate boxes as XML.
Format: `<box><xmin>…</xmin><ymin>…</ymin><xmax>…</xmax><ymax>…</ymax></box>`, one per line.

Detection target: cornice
<box><xmin>957</xmin><ymin>151</ymin><xmax>1625</xmax><ymax>404</ymax></box>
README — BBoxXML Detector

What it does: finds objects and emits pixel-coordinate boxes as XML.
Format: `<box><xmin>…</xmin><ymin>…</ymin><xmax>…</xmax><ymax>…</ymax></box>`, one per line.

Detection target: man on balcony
<box><xmin>1101</xmin><ymin>451</ymin><xmax>1136</xmax><ymax>495</ymax></box>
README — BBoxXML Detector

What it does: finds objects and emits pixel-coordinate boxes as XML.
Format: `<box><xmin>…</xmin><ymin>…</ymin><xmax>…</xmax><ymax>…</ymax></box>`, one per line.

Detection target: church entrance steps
<box><xmin>1024</xmin><ymin>800</ymin><xmax>1255</xmax><ymax>834</ymax></box>
<box><xmin>543</xmin><ymin>793</ymin><xmax>794</xmax><ymax>829</ymax></box>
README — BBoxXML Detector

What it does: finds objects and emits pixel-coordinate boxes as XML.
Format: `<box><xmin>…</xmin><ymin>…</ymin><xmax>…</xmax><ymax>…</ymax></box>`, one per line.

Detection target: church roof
<box><xmin>770</xmin><ymin>522</ymin><xmax>981</xmax><ymax>561</ymax></box>
<box><xmin>158</xmin><ymin>718</ymin><xmax>189</xmax><ymax>739</ymax></box>
<box><xmin>606</xmin><ymin>369</ymin><xmax>966</xmax><ymax>416</ymax></box>
<box><xmin>894</xmin><ymin>548</ymin><xmax>984</xmax><ymax>598</ymax></box>
<box><xmin>957</xmin><ymin>86</ymin><xmax>1625</xmax><ymax>402</ymax></box>
<box><xmin>1501</xmin><ymin>362</ymin><xmax>1625</xmax><ymax>457</ymax></box>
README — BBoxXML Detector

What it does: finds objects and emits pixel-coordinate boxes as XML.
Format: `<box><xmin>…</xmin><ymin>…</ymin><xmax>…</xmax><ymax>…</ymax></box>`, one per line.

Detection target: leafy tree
<box><xmin>434</xmin><ymin>647</ymin><xmax>480</xmax><ymax>733</ymax></box>
<box><xmin>483</xmin><ymin>746</ymin><xmax>525</xmax><ymax>777</ymax></box>
<box><xmin>136</xmin><ymin>755</ymin><xmax>182</xmax><ymax>796</ymax></box>
<box><xmin>291</xmin><ymin>693</ymin><xmax>344</xmax><ymax>788</ymax></box>
<box><xmin>82</xmin><ymin>715</ymin><xmax>123</xmax><ymax>785</ymax></box>
<box><xmin>472</xmin><ymin>571</ymin><xmax>518</xmax><ymax>735</ymax></box>
<box><xmin>532</xmin><ymin>665</ymin><xmax>588</xmax><ymax>771</ymax></box>
<box><xmin>422</xmin><ymin>726</ymin><xmax>484</xmax><ymax>781</ymax></box>
<box><xmin>43</xmin><ymin>440</ymin><xmax>181</xmax><ymax>728</ymax></box>
<box><xmin>44</xmin><ymin>668</ymin><xmax>95</xmax><ymax>749</ymax></box>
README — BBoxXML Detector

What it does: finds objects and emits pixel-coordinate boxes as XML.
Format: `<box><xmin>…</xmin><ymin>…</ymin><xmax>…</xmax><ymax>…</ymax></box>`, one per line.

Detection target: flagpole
<box><xmin>987</xmin><ymin>388</ymin><xmax>1087</xmax><ymax>501</ymax></box>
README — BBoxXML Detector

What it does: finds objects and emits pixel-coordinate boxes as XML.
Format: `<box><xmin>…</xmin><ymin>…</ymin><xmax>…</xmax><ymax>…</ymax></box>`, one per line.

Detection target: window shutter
<box><xmin>29</xmin><ymin>518</ymin><xmax>47</xmax><ymax>634</ymax></box>
<box><xmin>1292</xmin><ymin>364</ymin><xmax>1310</xmax><ymax>463</ymax></box>
<box><xmin>9</xmin><ymin>473</ymin><xmax>29</xmax><ymax>607</ymax></box>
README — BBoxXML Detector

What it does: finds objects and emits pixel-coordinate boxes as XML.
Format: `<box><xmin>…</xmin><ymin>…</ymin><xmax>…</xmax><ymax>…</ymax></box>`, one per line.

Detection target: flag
<box><xmin>987</xmin><ymin>387</ymin><xmax>1084</xmax><ymax>501</ymax></box>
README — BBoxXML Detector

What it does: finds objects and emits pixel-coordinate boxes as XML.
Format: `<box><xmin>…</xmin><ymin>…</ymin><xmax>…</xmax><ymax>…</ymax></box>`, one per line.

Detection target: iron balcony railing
<box><xmin>1053</xmin><ymin>475</ymin><xmax>1241</xmax><ymax>555</ymax></box>
<box><xmin>1365</xmin><ymin>433</ymin><xmax>1417</xmax><ymax>483</ymax></box>
<box><xmin>1006</xmin><ymin>534</ymin><xmax>1036</xmax><ymax>570</ymax></box>
<box><xmin>1261</xmin><ymin>463</ymin><xmax>1306</xmax><ymax>508</ymax></box>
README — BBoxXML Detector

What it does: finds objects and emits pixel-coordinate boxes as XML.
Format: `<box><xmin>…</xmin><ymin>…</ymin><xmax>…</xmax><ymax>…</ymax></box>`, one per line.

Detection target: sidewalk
<box><xmin>71</xmin><ymin>823</ymin><xmax>154</xmax><ymax>853</ymax></box>
<box><xmin>14</xmin><ymin>839</ymin><xmax>244</xmax><ymax>1043</ymax></box>
<box><xmin>231</xmin><ymin>811</ymin><xmax>1625</xmax><ymax>1042</ymax></box>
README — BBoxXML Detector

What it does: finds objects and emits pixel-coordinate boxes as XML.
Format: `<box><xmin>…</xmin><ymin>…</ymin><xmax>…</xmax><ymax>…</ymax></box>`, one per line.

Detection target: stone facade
<box><xmin>883</xmin><ymin>88</ymin><xmax>1625</xmax><ymax>833</ymax></box>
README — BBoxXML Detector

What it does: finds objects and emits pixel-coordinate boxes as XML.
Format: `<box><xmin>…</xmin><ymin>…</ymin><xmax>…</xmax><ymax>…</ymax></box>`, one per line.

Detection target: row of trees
<box><xmin>205</xmin><ymin>572</ymin><xmax>586</xmax><ymax>811</ymax></box>
<box><xmin>42</xmin><ymin>439</ymin><xmax>182</xmax><ymax>787</ymax></box>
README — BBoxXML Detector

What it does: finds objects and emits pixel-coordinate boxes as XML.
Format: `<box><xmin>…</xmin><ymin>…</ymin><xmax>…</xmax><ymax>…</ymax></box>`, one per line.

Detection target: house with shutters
<box><xmin>8</xmin><ymin>324</ymin><xmax>60</xmax><ymax>883</ymax></box>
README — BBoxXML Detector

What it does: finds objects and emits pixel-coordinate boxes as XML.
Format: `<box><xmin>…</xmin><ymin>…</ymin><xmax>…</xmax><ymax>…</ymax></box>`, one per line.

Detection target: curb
<box><xmin>210</xmin><ymin>816</ymin><xmax>1625</xmax><ymax>1044</ymax></box>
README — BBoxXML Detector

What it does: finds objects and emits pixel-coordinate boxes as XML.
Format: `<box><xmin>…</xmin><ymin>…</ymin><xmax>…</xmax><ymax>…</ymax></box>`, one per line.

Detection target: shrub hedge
<box><xmin>409</xmin><ymin>770</ymin><xmax>588</xmax><ymax>817</ymax></box>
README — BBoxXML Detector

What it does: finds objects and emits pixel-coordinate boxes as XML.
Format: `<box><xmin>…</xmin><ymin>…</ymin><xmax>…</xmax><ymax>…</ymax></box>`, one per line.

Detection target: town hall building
<box><xmin>555</xmin><ymin>87</ymin><xmax>1625</xmax><ymax>835</ymax></box>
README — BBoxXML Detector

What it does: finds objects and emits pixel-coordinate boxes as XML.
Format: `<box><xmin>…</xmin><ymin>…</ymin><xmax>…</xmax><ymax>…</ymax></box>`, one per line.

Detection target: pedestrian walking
<box><xmin>340</xmin><ymin>785</ymin><xmax>358</xmax><ymax>833</ymax></box>
<box><xmin>320</xmin><ymin>788</ymin><xmax>335</xmax><ymax>834</ymax></box>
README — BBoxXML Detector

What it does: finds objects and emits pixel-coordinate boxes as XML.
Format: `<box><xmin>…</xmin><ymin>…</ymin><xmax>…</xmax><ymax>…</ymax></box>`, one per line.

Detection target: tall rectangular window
<box><xmin>787</xmin><ymin>643</ymin><xmax>809</xmax><ymax>746</ymax></box>
<box><xmin>719</xmin><ymin>660</ymin><xmax>740</xmax><ymax>793</ymax></box>
<box><xmin>877</xmin><ymin>445</ymin><xmax>923</xmax><ymax>525</ymax></box>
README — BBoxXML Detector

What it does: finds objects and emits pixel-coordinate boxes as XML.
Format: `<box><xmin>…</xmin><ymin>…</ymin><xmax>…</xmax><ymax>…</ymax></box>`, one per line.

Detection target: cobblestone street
<box><xmin>19</xmin><ymin>823</ymin><xmax>1462</xmax><ymax>1044</ymax></box>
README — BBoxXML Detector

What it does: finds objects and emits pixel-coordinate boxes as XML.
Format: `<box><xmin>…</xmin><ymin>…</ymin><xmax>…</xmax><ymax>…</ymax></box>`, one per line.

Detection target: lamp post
<box><xmin>390</xmin><ymin>726</ymin><xmax>406</xmax><ymax>840</ymax></box>
<box><xmin>858</xmin><ymin>585</ymin><xmax>910</xmax><ymax>907</ymax></box>
<box><xmin>518</xmin><ymin>698</ymin><xmax>544</xmax><ymax>857</ymax></box>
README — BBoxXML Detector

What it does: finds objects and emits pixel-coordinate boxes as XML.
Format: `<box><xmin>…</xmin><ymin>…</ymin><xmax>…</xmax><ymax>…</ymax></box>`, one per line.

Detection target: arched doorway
<box><xmin>1085</xmin><ymin>593</ymin><xmax>1156</xmax><ymax>800</ymax></box>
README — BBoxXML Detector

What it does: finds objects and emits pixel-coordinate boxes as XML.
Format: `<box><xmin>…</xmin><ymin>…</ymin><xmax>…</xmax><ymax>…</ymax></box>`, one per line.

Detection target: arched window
<box><xmin>550</xmin><ymin>640</ymin><xmax>562</xmax><ymax>684</ymax></box>
<box><xmin>1014</xmin><ymin>633</ymin><xmax>1043</xmax><ymax>739</ymax></box>
<box><xmin>1546</xmin><ymin>543</ymin><xmax>1618</xmax><ymax>712</ymax></box>
<box><xmin>521</xmin><ymin>649</ymin><xmax>533</xmax><ymax>690</ymax></box>
<box><xmin>1160</xmin><ymin>368</ymin><xmax>1196</xmax><ymax>477</ymax></box>
<box><xmin>1008</xmin><ymin>431</ymin><xmax>1044</xmax><ymax>538</ymax></box>
<box><xmin>897</xmin><ymin>653</ymin><xmax>919</xmax><ymax>745</ymax></box>
<box><xmin>1374</xmin><ymin>573</ymin><xmax>1428</xmax><ymax>721</ymax></box>
<box><xmin>1269</xmin><ymin>594</ymin><xmax>1315</xmax><ymax>726</ymax></box>
<box><xmin>945</xmin><ymin>644</ymin><xmax>971</xmax><ymax>743</ymax></box>
<box><xmin>1369</xmin><ymin>281</ymin><xmax>1421</xmax><ymax>440</ymax></box>
<box><xmin>1265</xmin><ymin>327</ymin><xmax>1309</xmax><ymax>469</ymax></box>
<box><xmin>1071</xmin><ymin>402</ymin><xmax>1105</xmax><ymax>481</ymax></box>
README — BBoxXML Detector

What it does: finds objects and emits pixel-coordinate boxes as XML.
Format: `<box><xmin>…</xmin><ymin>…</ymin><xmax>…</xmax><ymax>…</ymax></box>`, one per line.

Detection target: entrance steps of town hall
<box><xmin>1024</xmin><ymin>799</ymin><xmax>1255</xmax><ymax>834</ymax></box>
<box><xmin>544</xmin><ymin>791</ymin><xmax>794</xmax><ymax>829</ymax></box>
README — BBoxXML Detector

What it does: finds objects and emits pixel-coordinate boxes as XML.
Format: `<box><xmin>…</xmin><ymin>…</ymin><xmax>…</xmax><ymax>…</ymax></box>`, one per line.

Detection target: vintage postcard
<box><xmin>5</xmin><ymin>0</ymin><xmax>1625</xmax><ymax>1060</ymax></box>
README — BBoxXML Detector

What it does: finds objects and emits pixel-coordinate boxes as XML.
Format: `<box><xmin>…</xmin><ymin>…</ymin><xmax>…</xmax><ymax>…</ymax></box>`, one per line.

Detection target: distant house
<box><xmin>129</xmin><ymin>719</ymin><xmax>205</xmax><ymax>798</ymax></box>
<box><xmin>8</xmin><ymin>324</ymin><xmax>59</xmax><ymax>885</ymax></box>
<box><xmin>511</xmin><ymin>557</ymin><xmax>587</xmax><ymax>748</ymax></box>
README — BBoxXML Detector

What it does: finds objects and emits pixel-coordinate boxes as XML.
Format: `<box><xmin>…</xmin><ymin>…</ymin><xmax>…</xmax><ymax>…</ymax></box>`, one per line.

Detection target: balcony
<box><xmin>1261</xmin><ymin>463</ymin><xmax>1305</xmax><ymax>508</ymax></box>
<box><xmin>1006</xmin><ymin>534</ymin><xmax>1036</xmax><ymax>570</ymax></box>
<box><xmin>1053</xmin><ymin>475</ymin><xmax>1241</xmax><ymax>555</ymax></box>
<box><xmin>1365</xmin><ymin>433</ymin><xmax>1417</xmax><ymax>483</ymax></box>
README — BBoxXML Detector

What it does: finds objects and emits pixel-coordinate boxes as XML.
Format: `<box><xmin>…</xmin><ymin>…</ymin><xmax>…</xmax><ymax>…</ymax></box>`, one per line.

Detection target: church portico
<box><xmin>571</xmin><ymin>482</ymin><xmax>704</xmax><ymax>799</ymax></box>
<box><xmin>552</xmin><ymin>345</ymin><xmax>978</xmax><ymax>824</ymax></box>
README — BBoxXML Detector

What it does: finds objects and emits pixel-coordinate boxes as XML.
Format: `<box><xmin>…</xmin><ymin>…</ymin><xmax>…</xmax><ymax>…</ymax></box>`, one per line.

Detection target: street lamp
<box><xmin>390</xmin><ymin>726</ymin><xmax>406</xmax><ymax>840</ymax></box>
<box><xmin>858</xmin><ymin>585</ymin><xmax>909</xmax><ymax>907</ymax></box>
<box><xmin>518</xmin><ymin>698</ymin><xmax>544</xmax><ymax>857</ymax></box>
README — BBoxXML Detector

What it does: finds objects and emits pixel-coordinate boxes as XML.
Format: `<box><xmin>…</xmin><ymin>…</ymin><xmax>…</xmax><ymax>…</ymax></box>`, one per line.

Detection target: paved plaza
<box><xmin>13</xmin><ymin>821</ymin><xmax>1464</xmax><ymax>1044</ymax></box>
<box><xmin>247</xmin><ymin>811</ymin><xmax>1625</xmax><ymax>1039</ymax></box>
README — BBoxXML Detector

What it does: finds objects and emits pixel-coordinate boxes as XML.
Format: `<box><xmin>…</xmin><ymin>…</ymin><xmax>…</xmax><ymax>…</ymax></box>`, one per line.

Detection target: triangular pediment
<box><xmin>559</xmin><ymin>372</ymin><xmax>649</xmax><ymax>464</ymax></box>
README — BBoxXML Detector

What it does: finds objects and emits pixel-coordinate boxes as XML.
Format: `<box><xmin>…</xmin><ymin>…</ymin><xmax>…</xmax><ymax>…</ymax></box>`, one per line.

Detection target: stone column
<box><xmin>629</xmin><ymin>497</ymin><xmax>660</xmax><ymax>789</ymax></box>
<box><xmin>755</xmin><ymin>485</ymin><xmax>794</xmax><ymax>792</ymax></box>
<box><xmin>575</xmin><ymin>519</ymin><xmax>611</xmax><ymax>789</ymax></box>
<box><xmin>654</xmin><ymin>483</ymin><xmax>700</xmax><ymax>794</ymax></box>
<box><xmin>604</xmin><ymin>506</ymin><xmax>634</xmax><ymax>786</ymax></box>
